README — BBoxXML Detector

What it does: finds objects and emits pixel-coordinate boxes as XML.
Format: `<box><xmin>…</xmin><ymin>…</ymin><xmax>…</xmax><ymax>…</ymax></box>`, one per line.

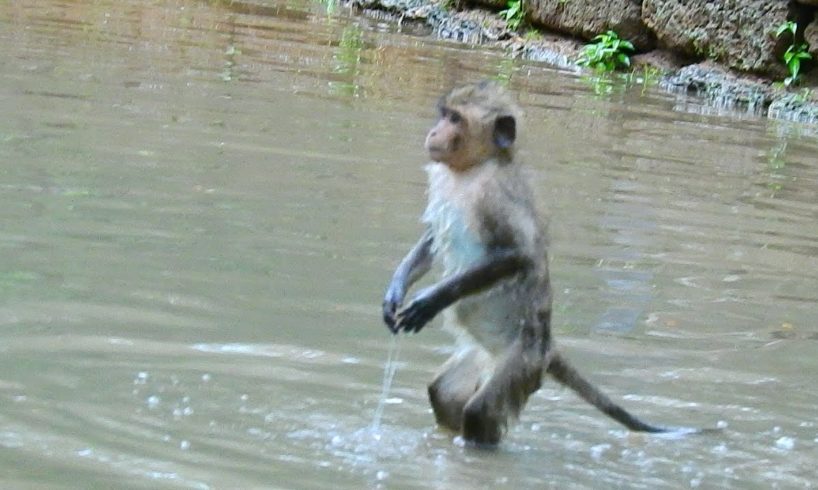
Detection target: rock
<box><xmin>768</xmin><ymin>92</ymin><xmax>818</xmax><ymax>123</ymax></box>
<box><xmin>526</xmin><ymin>0</ymin><xmax>655</xmax><ymax>51</ymax></box>
<box><xmin>804</xmin><ymin>14</ymin><xmax>818</xmax><ymax>60</ymax></box>
<box><xmin>465</xmin><ymin>0</ymin><xmax>506</xmax><ymax>8</ymax></box>
<box><xmin>795</xmin><ymin>0</ymin><xmax>818</xmax><ymax>6</ymax></box>
<box><xmin>663</xmin><ymin>61</ymin><xmax>773</xmax><ymax>112</ymax></box>
<box><xmin>435</xmin><ymin>8</ymin><xmax>514</xmax><ymax>42</ymax></box>
<box><xmin>631</xmin><ymin>49</ymin><xmax>689</xmax><ymax>71</ymax></box>
<box><xmin>352</xmin><ymin>0</ymin><xmax>428</xmax><ymax>10</ymax></box>
<box><xmin>642</xmin><ymin>0</ymin><xmax>792</xmax><ymax>76</ymax></box>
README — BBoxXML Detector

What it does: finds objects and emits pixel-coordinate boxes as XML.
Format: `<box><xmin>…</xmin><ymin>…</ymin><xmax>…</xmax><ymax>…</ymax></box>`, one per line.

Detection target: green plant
<box><xmin>776</xmin><ymin>21</ymin><xmax>811</xmax><ymax>87</ymax></box>
<box><xmin>493</xmin><ymin>58</ymin><xmax>516</xmax><ymax>84</ymax></box>
<box><xmin>500</xmin><ymin>0</ymin><xmax>524</xmax><ymax>31</ymax></box>
<box><xmin>627</xmin><ymin>64</ymin><xmax>662</xmax><ymax>93</ymax></box>
<box><xmin>316</xmin><ymin>0</ymin><xmax>338</xmax><ymax>15</ymax></box>
<box><xmin>577</xmin><ymin>30</ymin><xmax>634</xmax><ymax>72</ymax></box>
<box><xmin>795</xmin><ymin>87</ymin><xmax>814</xmax><ymax>103</ymax></box>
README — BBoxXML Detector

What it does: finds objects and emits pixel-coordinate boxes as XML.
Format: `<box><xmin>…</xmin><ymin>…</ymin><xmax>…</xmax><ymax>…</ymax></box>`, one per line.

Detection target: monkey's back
<box><xmin>423</xmin><ymin>161</ymin><xmax>547</xmax><ymax>354</ymax></box>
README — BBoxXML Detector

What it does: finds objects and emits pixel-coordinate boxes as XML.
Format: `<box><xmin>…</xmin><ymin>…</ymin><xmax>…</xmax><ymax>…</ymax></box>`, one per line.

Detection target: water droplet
<box><xmin>590</xmin><ymin>443</ymin><xmax>611</xmax><ymax>460</ymax></box>
<box><xmin>775</xmin><ymin>436</ymin><xmax>795</xmax><ymax>451</ymax></box>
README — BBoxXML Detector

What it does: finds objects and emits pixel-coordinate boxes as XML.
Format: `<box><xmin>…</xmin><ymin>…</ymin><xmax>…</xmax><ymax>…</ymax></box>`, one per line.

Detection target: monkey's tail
<box><xmin>546</xmin><ymin>352</ymin><xmax>667</xmax><ymax>433</ymax></box>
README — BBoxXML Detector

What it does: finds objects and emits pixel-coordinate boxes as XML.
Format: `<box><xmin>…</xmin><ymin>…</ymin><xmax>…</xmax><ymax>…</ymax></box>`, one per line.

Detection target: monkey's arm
<box><xmin>383</xmin><ymin>229</ymin><xmax>434</xmax><ymax>333</ymax></box>
<box><xmin>396</xmin><ymin>249</ymin><xmax>532</xmax><ymax>333</ymax></box>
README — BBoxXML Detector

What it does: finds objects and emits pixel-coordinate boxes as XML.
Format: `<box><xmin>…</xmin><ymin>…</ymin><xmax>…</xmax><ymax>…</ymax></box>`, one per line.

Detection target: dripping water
<box><xmin>370</xmin><ymin>334</ymin><xmax>402</xmax><ymax>432</ymax></box>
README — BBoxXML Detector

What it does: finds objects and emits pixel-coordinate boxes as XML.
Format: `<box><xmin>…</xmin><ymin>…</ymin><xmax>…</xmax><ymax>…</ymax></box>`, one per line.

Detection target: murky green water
<box><xmin>2</xmin><ymin>1</ymin><xmax>818</xmax><ymax>488</ymax></box>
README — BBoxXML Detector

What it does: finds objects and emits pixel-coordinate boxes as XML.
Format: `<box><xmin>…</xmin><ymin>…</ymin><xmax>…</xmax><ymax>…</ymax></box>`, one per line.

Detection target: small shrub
<box><xmin>775</xmin><ymin>21</ymin><xmax>811</xmax><ymax>87</ymax></box>
<box><xmin>500</xmin><ymin>0</ymin><xmax>524</xmax><ymax>31</ymax></box>
<box><xmin>577</xmin><ymin>31</ymin><xmax>634</xmax><ymax>72</ymax></box>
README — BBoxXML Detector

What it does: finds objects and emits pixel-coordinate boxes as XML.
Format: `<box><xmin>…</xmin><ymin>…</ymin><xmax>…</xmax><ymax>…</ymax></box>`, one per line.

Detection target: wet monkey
<box><xmin>382</xmin><ymin>81</ymin><xmax>696</xmax><ymax>445</ymax></box>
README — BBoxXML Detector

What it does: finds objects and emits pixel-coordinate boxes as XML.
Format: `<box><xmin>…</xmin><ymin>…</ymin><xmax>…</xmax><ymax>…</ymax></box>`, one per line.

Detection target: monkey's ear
<box><xmin>493</xmin><ymin>115</ymin><xmax>516</xmax><ymax>149</ymax></box>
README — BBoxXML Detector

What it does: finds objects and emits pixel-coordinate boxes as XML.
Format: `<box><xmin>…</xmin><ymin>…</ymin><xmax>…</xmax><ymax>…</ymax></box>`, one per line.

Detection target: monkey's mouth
<box><xmin>426</xmin><ymin>146</ymin><xmax>446</xmax><ymax>161</ymax></box>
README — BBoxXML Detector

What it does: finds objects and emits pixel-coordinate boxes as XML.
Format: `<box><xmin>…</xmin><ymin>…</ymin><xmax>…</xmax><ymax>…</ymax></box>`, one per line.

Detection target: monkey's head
<box><xmin>425</xmin><ymin>81</ymin><xmax>521</xmax><ymax>172</ymax></box>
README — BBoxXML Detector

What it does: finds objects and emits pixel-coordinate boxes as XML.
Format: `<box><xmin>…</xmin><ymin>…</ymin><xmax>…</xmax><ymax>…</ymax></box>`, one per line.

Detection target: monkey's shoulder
<box><xmin>423</xmin><ymin>161</ymin><xmax>541</xmax><ymax>254</ymax></box>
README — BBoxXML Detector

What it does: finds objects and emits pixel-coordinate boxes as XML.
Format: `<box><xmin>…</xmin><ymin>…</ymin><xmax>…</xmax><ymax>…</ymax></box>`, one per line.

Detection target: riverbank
<box><xmin>350</xmin><ymin>0</ymin><xmax>818</xmax><ymax>124</ymax></box>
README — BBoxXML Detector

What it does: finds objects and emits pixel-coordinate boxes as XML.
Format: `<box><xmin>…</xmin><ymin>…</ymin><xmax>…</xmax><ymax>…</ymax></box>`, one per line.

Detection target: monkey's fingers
<box><xmin>383</xmin><ymin>310</ymin><xmax>398</xmax><ymax>333</ymax></box>
<box><xmin>382</xmin><ymin>303</ymin><xmax>400</xmax><ymax>334</ymax></box>
<box><xmin>384</xmin><ymin>316</ymin><xmax>398</xmax><ymax>334</ymax></box>
<box><xmin>395</xmin><ymin>305</ymin><xmax>431</xmax><ymax>333</ymax></box>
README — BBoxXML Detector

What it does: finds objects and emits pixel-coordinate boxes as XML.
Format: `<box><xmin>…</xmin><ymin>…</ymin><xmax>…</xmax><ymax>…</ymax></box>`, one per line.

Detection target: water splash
<box><xmin>370</xmin><ymin>334</ymin><xmax>402</xmax><ymax>433</ymax></box>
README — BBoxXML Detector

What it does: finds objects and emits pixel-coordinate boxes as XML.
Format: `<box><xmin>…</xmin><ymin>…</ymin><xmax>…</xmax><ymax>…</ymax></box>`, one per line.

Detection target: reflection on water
<box><xmin>1</xmin><ymin>0</ymin><xmax>818</xmax><ymax>488</ymax></box>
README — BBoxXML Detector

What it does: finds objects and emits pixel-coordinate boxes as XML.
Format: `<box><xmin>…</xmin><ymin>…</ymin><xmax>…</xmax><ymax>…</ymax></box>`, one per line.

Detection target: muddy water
<box><xmin>2</xmin><ymin>1</ymin><xmax>818</xmax><ymax>488</ymax></box>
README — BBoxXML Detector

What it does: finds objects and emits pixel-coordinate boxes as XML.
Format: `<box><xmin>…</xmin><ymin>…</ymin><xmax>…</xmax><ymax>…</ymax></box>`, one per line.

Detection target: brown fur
<box><xmin>383</xmin><ymin>82</ymin><xmax>674</xmax><ymax>446</ymax></box>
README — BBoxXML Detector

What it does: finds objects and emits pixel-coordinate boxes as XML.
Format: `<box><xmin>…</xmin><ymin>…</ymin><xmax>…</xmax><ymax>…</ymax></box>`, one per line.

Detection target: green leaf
<box><xmin>776</xmin><ymin>21</ymin><xmax>796</xmax><ymax>38</ymax></box>
<box><xmin>577</xmin><ymin>29</ymin><xmax>633</xmax><ymax>72</ymax></box>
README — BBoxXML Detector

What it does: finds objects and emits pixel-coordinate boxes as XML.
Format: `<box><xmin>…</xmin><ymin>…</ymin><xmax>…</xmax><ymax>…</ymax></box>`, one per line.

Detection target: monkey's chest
<box><xmin>424</xmin><ymin>194</ymin><xmax>522</xmax><ymax>352</ymax></box>
<box><xmin>423</xmin><ymin>193</ymin><xmax>485</xmax><ymax>275</ymax></box>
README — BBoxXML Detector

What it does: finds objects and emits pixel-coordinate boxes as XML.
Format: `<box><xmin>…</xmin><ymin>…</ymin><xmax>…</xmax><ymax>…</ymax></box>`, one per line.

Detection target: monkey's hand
<box><xmin>382</xmin><ymin>284</ymin><xmax>404</xmax><ymax>334</ymax></box>
<box><xmin>395</xmin><ymin>286</ymin><xmax>445</xmax><ymax>333</ymax></box>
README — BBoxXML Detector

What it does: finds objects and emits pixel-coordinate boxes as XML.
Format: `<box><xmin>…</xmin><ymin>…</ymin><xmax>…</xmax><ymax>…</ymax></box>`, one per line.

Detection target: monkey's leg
<box><xmin>428</xmin><ymin>347</ymin><xmax>491</xmax><ymax>432</ymax></box>
<box><xmin>461</xmin><ymin>336</ymin><xmax>543</xmax><ymax>445</ymax></box>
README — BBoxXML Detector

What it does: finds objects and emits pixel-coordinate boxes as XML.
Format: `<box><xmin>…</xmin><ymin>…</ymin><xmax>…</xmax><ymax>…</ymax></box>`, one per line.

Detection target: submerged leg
<box><xmin>461</xmin><ymin>335</ymin><xmax>544</xmax><ymax>445</ymax></box>
<box><xmin>428</xmin><ymin>347</ymin><xmax>492</xmax><ymax>432</ymax></box>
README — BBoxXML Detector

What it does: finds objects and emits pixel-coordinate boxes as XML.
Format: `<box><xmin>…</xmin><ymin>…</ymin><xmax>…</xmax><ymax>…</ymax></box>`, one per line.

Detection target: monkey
<box><xmin>382</xmin><ymin>81</ymin><xmax>687</xmax><ymax>446</ymax></box>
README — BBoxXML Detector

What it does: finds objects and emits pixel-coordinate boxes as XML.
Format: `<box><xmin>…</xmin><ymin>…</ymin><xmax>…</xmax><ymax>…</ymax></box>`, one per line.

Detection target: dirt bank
<box><xmin>350</xmin><ymin>0</ymin><xmax>818</xmax><ymax>124</ymax></box>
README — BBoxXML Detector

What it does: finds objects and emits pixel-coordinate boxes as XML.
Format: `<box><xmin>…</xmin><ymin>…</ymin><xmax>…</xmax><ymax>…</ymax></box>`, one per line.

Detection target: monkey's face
<box><xmin>425</xmin><ymin>107</ymin><xmax>466</xmax><ymax>169</ymax></box>
<box><xmin>425</xmin><ymin>104</ymin><xmax>516</xmax><ymax>172</ymax></box>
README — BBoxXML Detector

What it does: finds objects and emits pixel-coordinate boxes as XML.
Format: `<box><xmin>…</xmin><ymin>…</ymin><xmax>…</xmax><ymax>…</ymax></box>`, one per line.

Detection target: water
<box><xmin>1</xmin><ymin>0</ymin><xmax>818</xmax><ymax>488</ymax></box>
<box><xmin>370</xmin><ymin>334</ymin><xmax>401</xmax><ymax>433</ymax></box>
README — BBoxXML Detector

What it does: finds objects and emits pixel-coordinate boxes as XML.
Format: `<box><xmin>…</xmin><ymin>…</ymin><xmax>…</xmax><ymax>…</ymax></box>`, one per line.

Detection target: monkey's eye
<box><xmin>448</xmin><ymin>111</ymin><xmax>462</xmax><ymax>124</ymax></box>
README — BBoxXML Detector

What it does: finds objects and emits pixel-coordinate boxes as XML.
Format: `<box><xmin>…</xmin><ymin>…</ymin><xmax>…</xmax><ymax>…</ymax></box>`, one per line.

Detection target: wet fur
<box><xmin>423</xmin><ymin>157</ymin><xmax>549</xmax><ymax>443</ymax></box>
<box><xmin>383</xmin><ymin>82</ymin><xmax>674</xmax><ymax>445</ymax></box>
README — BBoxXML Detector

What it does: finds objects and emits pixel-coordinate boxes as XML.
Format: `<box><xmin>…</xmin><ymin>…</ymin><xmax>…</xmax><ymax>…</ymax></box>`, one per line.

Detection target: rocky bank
<box><xmin>350</xmin><ymin>0</ymin><xmax>818</xmax><ymax>124</ymax></box>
